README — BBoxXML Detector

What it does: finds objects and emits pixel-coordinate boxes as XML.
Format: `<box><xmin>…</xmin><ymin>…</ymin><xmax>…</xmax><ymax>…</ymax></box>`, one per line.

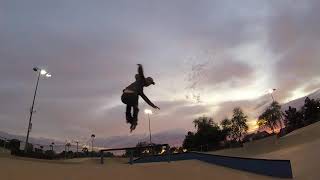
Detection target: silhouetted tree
<box><xmin>183</xmin><ymin>116</ymin><xmax>228</xmax><ymax>151</ymax></box>
<box><xmin>302</xmin><ymin>97</ymin><xmax>320</xmax><ymax>125</ymax></box>
<box><xmin>82</xmin><ymin>147</ymin><xmax>89</xmax><ymax>156</ymax></box>
<box><xmin>221</xmin><ymin>118</ymin><xmax>232</xmax><ymax>130</ymax></box>
<box><xmin>8</xmin><ymin>139</ymin><xmax>21</xmax><ymax>154</ymax></box>
<box><xmin>182</xmin><ymin>131</ymin><xmax>195</xmax><ymax>150</ymax></box>
<box><xmin>284</xmin><ymin>106</ymin><xmax>304</xmax><ymax>131</ymax></box>
<box><xmin>230</xmin><ymin>108</ymin><xmax>249</xmax><ymax>142</ymax></box>
<box><xmin>220</xmin><ymin>118</ymin><xmax>232</xmax><ymax>138</ymax></box>
<box><xmin>193</xmin><ymin>116</ymin><xmax>223</xmax><ymax>151</ymax></box>
<box><xmin>44</xmin><ymin>150</ymin><xmax>55</xmax><ymax>159</ymax></box>
<box><xmin>193</xmin><ymin>116</ymin><xmax>214</xmax><ymax>132</ymax></box>
<box><xmin>258</xmin><ymin>101</ymin><xmax>282</xmax><ymax>134</ymax></box>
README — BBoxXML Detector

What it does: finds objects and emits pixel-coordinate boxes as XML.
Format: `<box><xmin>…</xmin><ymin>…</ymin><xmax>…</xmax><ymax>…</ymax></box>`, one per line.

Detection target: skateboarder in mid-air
<box><xmin>121</xmin><ymin>64</ymin><xmax>160</xmax><ymax>132</ymax></box>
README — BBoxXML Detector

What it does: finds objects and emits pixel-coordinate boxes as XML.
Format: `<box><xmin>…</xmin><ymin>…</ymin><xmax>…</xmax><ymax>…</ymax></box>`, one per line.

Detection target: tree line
<box><xmin>257</xmin><ymin>97</ymin><xmax>320</xmax><ymax>135</ymax></box>
<box><xmin>2</xmin><ymin>97</ymin><xmax>319</xmax><ymax>156</ymax></box>
<box><xmin>182</xmin><ymin>97</ymin><xmax>320</xmax><ymax>152</ymax></box>
<box><xmin>0</xmin><ymin>138</ymin><xmax>114</xmax><ymax>160</ymax></box>
<box><xmin>182</xmin><ymin>107</ymin><xmax>249</xmax><ymax>151</ymax></box>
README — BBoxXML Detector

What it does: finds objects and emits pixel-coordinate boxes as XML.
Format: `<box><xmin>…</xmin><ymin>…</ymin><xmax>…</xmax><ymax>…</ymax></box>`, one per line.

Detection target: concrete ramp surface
<box><xmin>133</xmin><ymin>152</ymin><xmax>293</xmax><ymax>178</ymax></box>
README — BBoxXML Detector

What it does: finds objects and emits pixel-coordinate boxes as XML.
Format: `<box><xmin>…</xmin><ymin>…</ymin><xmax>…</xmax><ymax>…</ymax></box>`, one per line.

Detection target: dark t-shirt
<box><xmin>125</xmin><ymin>74</ymin><xmax>145</xmax><ymax>95</ymax></box>
<box><xmin>123</xmin><ymin>66</ymin><xmax>155</xmax><ymax>108</ymax></box>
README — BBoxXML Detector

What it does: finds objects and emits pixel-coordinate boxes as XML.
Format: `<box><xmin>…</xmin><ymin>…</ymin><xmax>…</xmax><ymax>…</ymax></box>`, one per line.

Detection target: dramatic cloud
<box><xmin>0</xmin><ymin>0</ymin><xmax>319</xmax><ymax>144</ymax></box>
<box><xmin>266</xmin><ymin>0</ymin><xmax>320</xmax><ymax>100</ymax></box>
<box><xmin>186</xmin><ymin>57</ymin><xmax>255</xmax><ymax>91</ymax></box>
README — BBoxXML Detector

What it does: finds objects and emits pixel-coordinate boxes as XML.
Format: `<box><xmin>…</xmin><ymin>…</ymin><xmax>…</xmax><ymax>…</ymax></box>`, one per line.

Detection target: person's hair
<box><xmin>146</xmin><ymin>77</ymin><xmax>155</xmax><ymax>85</ymax></box>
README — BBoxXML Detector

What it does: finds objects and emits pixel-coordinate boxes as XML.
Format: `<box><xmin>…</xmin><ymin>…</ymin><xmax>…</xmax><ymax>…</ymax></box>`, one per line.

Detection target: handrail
<box><xmin>100</xmin><ymin>144</ymin><xmax>170</xmax><ymax>164</ymax></box>
<box><xmin>100</xmin><ymin>144</ymin><xmax>169</xmax><ymax>152</ymax></box>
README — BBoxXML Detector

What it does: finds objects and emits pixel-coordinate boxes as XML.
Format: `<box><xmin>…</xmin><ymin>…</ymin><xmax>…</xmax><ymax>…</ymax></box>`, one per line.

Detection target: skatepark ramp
<box><xmin>100</xmin><ymin>144</ymin><xmax>292</xmax><ymax>178</ymax></box>
<box><xmin>133</xmin><ymin>152</ymin><xmax>293</xmax><ymax>178</ymax></box>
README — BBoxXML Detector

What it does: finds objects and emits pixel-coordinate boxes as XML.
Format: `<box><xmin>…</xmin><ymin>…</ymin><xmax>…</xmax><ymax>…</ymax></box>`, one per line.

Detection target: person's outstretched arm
<box><xmin>140</xmin><ymin>92</ymin><xmax>160</xmax><ymax>109</ymax></box>
<box><xmin>137</xmin><ymin>64</ymin><xmax>145</xmax><ymax>79</ymax></box>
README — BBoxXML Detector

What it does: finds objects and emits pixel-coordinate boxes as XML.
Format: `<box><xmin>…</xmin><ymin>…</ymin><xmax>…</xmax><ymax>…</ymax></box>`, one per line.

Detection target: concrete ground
<box><xmin>1</xmin><ymin>122</ymin><xmax>319</xmax><ymax>180</ymax></box>
<box><xmin>0</xmin><ymin>156</ymin><xmax>281</xmax><ymax>180</ymax></box>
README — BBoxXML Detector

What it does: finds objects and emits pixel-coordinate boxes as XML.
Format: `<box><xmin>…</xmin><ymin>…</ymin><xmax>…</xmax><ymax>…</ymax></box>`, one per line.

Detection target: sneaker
<box><xmin>130</xmin><ymin>122</ymin><xmax>137</xmax><ymax>132</ymax></box>
<box><xmin>126</xmin><ymin>113</ymin><xmax>133</xmax><ymax>123</ymax></box>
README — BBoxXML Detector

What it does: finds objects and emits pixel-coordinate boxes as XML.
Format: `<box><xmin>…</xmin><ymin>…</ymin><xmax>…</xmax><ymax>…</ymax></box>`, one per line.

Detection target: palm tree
<box><xmin>50</xmin><ymin>142</ymin><xmax>54</xmax><ymax>151</ymax></box>
<box><xmin>91</xmin><ymin>134</ymin><xmax>95</xmax><ymax>154</ymax></box>
<box><xmin>258</xmin><ymin>101</ymin><xmax>282</xmax><ymax>134</ymax></box>
<box><xmin>82</xmin><ymin>146</ymin><xmax>89</xmax><ymax>156</ymax></box>
<box><xmin>66</xmin><ymin>143</ymin><xmax>71</xmax><ymax>152</ymax></box>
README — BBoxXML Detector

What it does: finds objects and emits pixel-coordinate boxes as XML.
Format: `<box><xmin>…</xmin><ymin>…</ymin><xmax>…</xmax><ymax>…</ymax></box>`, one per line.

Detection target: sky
<box><xmin>1</xmin><ymin>0</ymin><xmax>320</xmax><ymax>142</ymax></box>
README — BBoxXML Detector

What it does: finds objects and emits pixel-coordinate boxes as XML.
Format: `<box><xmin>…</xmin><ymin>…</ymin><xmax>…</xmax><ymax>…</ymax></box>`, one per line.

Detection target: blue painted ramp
<box><xmin>133</xmin><ymin>152</ymin><xmax>293</xmax><ymax>178</ymax></box>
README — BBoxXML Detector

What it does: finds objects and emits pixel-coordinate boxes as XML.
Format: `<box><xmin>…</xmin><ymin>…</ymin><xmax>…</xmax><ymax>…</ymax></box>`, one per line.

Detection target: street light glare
<box><xmin>268</xmin><ymin>89</ymin><xmax>275</xmax><ymax>94</ymax></box>
<box><xmin>46</xmin><ymin>73</ymin><xmax>52</xmax><ymax>78</ymax></box>
<box><xmin>40</xmin><ymin>69</ymin><xmax>47</xmax><ymax>75</ymax></box>
<box><xmin>145</xmin><ymin>109</ymin><xmax>152</xmax><ymax>114</ymax></box>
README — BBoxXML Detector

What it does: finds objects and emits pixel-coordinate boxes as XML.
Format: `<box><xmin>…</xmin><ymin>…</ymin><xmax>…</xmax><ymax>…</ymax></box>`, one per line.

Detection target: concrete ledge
<box><xmin>133</xmin><ymin>152</ymin><xmax>293</xmax><ymax>179</ymax></box>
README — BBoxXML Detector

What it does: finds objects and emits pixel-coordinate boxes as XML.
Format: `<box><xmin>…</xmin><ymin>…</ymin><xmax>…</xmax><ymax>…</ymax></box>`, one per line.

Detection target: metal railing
<box><xmin>99</xmin><ymin>144</ymin><xmax>170</xmax><ymax>164</ymax></box>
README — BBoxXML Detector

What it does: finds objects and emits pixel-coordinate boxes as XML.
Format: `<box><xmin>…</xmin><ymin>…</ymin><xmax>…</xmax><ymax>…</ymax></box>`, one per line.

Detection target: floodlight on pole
<box><xmin>267</xmin><ymin>88</ymin><xmax>284</xmax><ymax>131</ymax></box>
<box><xmin>145</xmin><ymin>109</ymin><xmax>153</xmax><ymax>144</ymax></box>
<box><xmin>91</xmin><ymin>134</ymin><xmax>95</xmax><ymax>156</ymax></box>
<box><xmin>72</xmin><ymin>140</ymin><xmax>80</xmax><ymax>156</ymax></box>
<box><xmin>268</xmin><ymin>88</ymin><xmax>276</xmax><ymax>102</ymax></box>
<box><xmin>24</xmin><ymin>67</ymin><xmax>52</xmax><ymax>153</ymax></box>
<box><xmin>40</xmin><ymin>69</ymin><xmax>47</xmax><ymax>75</ymax></box>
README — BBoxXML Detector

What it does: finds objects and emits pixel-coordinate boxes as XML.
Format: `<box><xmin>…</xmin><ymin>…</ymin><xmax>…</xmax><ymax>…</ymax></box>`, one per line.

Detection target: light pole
<box><xmin>144</xmin><ymin>109</ymin><xmax>153</xmax><ymax>145</ymax></box>
<box><xmin>268</xmin><ymin>88</ymin><xmax>276</xmax><ymax>102</ymax></box>
<box><xmin>268</xmin><ymin>88</ymin><xmax>284</xmax><ymax>131</ymax></box>
<box><xmin>91</xmin><ymin>134</ymin><xmax>95</xmax><ymax>156</ymax></box>
<box><xmin>73</xmin><ymin>140</ymin><xmax>79</xmax><ymax>157</ymax></box>
<box><xmin>64</xmin><ymin>141</ymin><xmax>67</xmax><ymax>159</ymax></box>
<box><xmin>50</xmin><ymin>142</ymin><xmax>54</xmax><ymax>151</ymax></box>
<box><xmin>24</xmin><ymin>67</ymin><xmax>52</xmax><ymax>152</ymax></box>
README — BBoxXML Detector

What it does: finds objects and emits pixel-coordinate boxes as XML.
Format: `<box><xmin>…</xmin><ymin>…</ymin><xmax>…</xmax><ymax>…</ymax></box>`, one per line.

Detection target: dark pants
<box><xmin>121</xmin><ymin>93</ymin><xmax>139</xmax><ymax>125</ymax></box>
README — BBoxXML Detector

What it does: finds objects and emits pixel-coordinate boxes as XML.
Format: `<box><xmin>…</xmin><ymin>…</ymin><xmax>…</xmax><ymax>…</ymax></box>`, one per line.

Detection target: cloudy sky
<box><xmin>1</xmin><ymin>0</ymin><xmax>320</xmax><ymax>142</ymax></box>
